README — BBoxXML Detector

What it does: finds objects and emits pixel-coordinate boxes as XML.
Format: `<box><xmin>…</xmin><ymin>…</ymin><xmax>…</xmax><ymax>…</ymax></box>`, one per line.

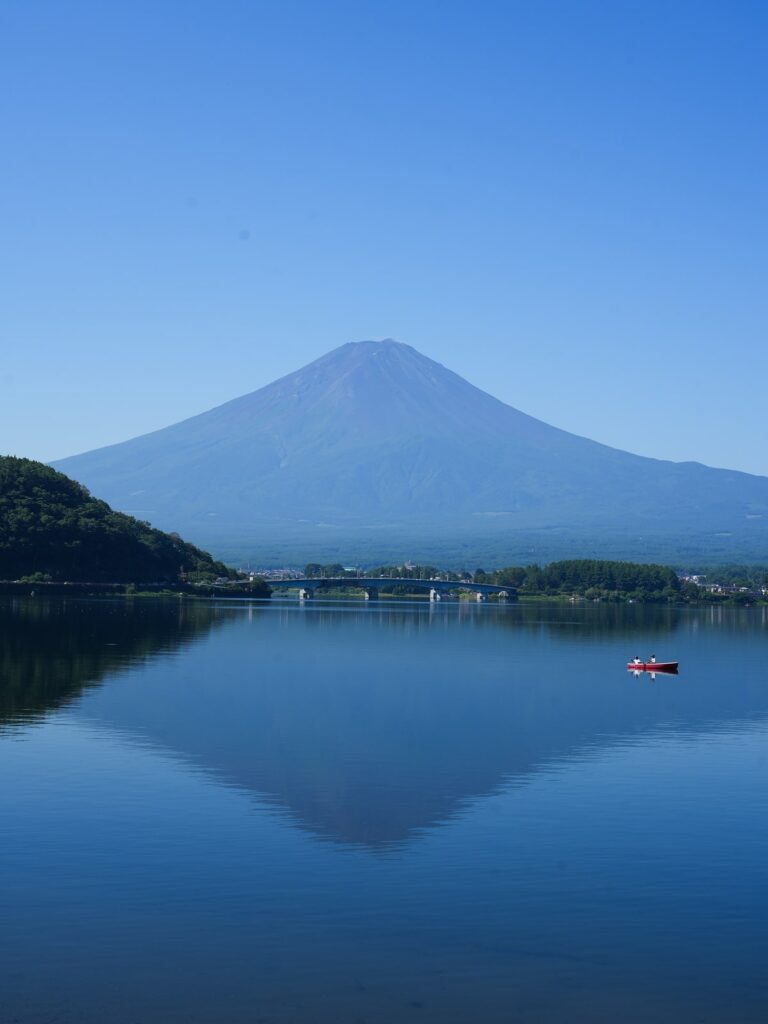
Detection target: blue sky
<box><xmin>2</xmin><ymin>0</ymin><xmax>766</xmax><ymax>473</ymax></box>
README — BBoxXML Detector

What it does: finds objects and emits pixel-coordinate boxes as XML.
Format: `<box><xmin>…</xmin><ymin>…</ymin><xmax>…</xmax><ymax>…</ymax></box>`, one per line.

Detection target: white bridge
<box><xmin>270</xmin><ymin>577</ymin><xmax>515</xmax><ymax>602</ymax></box>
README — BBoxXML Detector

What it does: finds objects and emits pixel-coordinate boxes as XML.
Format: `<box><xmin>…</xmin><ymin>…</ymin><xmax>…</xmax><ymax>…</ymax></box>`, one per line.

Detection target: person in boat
<box><xmin>649</xmin><ymin>654</ymin><xmax>656</xmax><ymax>663</ymax></box>
<box><xmin>633</xmin><ymin>656</ymin><xmax>642</xmax><ymax>665</ymax></box>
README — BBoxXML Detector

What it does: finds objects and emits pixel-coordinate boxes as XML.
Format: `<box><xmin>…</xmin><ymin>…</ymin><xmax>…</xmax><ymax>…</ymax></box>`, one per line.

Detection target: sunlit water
<box><xmin>1</xmin><ymin>597</ymin><xmax>767</xmax><ymax>1023</ymax></box>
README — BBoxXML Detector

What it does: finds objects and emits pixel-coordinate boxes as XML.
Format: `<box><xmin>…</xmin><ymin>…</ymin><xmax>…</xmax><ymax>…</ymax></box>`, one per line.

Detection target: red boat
<box><xmin>626</xmin><ymin>661</ymin><xmax>679</xmax><ymax>673</ymax></box>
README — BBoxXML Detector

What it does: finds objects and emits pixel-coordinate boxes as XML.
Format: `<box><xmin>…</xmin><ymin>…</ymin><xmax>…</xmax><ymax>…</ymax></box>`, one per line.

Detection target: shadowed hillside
<box><xmin>0</xmin><ymin>456</ymin><xmax>233</xmax><ymax>582</ymax></box>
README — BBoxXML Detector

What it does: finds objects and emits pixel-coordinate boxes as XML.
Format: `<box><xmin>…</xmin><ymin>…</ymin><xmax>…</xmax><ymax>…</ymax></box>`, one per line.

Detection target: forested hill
<box><xmin>0</xmin><ymin>456</ymin><xmax>233</xmax><ymax>583</ymax></box>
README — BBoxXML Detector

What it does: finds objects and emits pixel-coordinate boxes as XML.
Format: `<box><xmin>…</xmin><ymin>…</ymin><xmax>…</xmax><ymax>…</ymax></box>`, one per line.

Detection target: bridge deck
<box><xmin>270</xmin><ymin>577</ymin><xmax>514</xmax><ymax>595</ymax></box>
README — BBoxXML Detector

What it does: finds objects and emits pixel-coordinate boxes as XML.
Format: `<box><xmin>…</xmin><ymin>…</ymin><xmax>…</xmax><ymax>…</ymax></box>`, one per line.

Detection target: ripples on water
<box><xmin>1</xmin><ymin>597</ymin><xmax>767</xmax><ymax>1023</ymax></box>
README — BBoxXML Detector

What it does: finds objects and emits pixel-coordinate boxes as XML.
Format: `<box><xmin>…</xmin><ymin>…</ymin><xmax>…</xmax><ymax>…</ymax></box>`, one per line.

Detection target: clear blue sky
<box><xmin>2</xmin><ymin>0</ymin><xmax>766</xmax><ymax>473</ymax></box>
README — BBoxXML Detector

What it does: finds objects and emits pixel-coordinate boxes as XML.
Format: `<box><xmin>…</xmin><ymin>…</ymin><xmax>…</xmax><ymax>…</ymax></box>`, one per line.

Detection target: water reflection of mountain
<box><xmin>0</xmin><ymin>598</ymin><xmax>230</xmax><ymax>727</ymax></box>
<box><xmin>63</xmin><ymin>600</ymin><xmax>768</xmax><ymax>850</ymax></box>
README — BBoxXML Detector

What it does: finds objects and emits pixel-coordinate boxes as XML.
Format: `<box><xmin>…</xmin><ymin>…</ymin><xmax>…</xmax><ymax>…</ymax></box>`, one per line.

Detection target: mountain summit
<box><xmin>53</xmin><ymin>340</ymin><xmax>768</xmax><ymax>562</ymax></box>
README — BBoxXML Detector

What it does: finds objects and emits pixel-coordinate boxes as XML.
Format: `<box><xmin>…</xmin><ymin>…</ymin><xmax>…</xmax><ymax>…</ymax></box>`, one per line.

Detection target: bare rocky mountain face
<box><xmin>53</xmin><ymin>340</ymin><xmax>768</xmax><ymax>564</ymax></box>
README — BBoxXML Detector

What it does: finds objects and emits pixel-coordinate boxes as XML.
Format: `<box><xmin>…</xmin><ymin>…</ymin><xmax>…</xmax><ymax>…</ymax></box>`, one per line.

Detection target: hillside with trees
<box><xmin>0</xmin><ymin>456</ymin><xmax>234</xmax><ymax>584</ymax></box>
<box><xmin>476</xmin><ymin>560</ymin><xmax>681</xmax><ymax>602</ymax></box>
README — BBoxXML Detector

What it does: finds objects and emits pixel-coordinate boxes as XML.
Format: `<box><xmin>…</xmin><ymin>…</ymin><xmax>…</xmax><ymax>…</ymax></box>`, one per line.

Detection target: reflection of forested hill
<box><xmin>70</xmin><ymin>601</ymin><xmax>768</xmax><ymax>849</ymax></box>
<box><xmin>0</xmin><ymin>598</ymin><xmax>227</xmax><ymax>727</ymax></box>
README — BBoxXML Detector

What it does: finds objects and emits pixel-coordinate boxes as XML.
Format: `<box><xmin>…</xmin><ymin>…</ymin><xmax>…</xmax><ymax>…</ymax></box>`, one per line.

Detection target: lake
<box><xmin>1</xmin><ymin>596</ymin><xmax>767</xmax><ymax>1023</ymax></box>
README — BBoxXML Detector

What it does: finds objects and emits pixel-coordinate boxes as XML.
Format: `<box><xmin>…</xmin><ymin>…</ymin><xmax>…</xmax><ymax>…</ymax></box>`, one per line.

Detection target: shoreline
<box><xmin>0</xmin><ymin>580</ymin><xmax>764</xmax><ymax>607</ymax></box>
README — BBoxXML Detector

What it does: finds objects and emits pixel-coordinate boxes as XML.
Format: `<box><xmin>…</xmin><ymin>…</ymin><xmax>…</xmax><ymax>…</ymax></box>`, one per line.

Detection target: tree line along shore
<box><xmin>290</xmin><ymin>561</ymin><xmax>766</xmax><ymax>605</ymax></box>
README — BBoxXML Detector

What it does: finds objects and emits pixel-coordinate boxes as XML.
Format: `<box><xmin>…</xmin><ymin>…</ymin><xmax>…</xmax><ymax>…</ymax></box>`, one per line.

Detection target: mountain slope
<box><xmin>52</xmin><ymin>340</ymin><xmax>768</xmax><ymax>559</ymax></box>
<box><xmin>0</xmin><ymin>456</ymin><xmax>232</xmax><ymax>582</ymax></box>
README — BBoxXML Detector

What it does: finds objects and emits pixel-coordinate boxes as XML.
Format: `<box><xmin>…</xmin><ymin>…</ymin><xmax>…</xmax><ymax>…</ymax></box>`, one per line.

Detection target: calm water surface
<box><xmin>1</xmin><ymin>597</ymin><xmax>767</xmax><ymax>1023</ymax></box>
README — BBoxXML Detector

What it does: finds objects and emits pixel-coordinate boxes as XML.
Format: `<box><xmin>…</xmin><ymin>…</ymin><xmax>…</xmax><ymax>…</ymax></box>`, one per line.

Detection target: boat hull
<box><xmin>626</xmin><ymin>662</ymin><xmax>679</xmax><ymax>673</ymax></box>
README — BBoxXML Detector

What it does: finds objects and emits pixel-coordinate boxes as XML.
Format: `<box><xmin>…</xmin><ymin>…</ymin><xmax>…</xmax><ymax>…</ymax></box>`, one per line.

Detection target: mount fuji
<box><xmin>52</xmin><ymin>340</ymin><xmax>768</xmax><ymax>564</ymax></box>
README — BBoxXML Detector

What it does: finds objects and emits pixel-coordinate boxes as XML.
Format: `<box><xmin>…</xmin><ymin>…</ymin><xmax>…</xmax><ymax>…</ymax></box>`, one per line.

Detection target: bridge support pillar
<box><xmin>298</xmin><ymin>588</ymin><xmax>313</xmax><ymax>600</ymax></box>
<box><xmin>429</xmin><ymin>588</ymin><xmax>441</xmax><ymax>602</ymax></box>
<box><xmin>476</xmin><ymin>592</ymin><xmax>487</xmax><ymax>602</ymax></box>
<box><xmin>364</xmin><ymin>588</ymin><xmax>379</xmax><ymax>601</ymax></box>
